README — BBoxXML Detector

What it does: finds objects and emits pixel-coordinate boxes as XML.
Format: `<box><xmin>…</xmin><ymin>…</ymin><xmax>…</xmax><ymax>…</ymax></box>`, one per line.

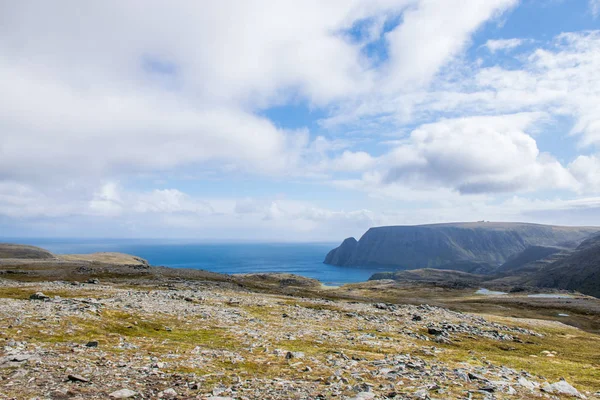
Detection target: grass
<box><xmin>2</xmin><ymin>279</ymin><xmax>600</xmax><ymax>395</ymax></box>
<box><xmin>430</xmin><ymin>326</ymin><xmax>600</xmax><ymax>392</ymax></box>
<box><xmin>1</xmin><ymin>308</ymin><xmax>240</xmax><ymax>355</ymax></box>
<box><xmin>6</xmin><ymin>304</ymin><xmax>596</xmax><ymax>392</ymax></box>
<box><xmin>0</xmin><ymin>286</ymin><xmax>106</xmax><ymax>299</ymax></box>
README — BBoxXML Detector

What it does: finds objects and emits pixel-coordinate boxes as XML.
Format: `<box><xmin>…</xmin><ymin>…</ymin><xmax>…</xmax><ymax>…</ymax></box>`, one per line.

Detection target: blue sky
<box><xmin>2</xmin><ymin>0</ymin><xmax>600</xmax><ymax>241</ymax></box>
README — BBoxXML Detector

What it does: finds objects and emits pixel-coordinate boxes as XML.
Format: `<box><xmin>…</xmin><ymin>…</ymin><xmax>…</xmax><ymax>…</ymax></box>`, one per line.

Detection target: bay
<box><xmin>7</xmin><ymin>238</ymin><xmax>384</xmax><ymax>286</ymax></box>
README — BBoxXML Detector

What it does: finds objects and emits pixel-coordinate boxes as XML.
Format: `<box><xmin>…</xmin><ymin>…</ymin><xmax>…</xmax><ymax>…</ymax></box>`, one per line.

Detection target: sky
<box><xmin>2</xmin><ymin>0</ymin><xmax>600</xmax><ymax>241</ymax></box>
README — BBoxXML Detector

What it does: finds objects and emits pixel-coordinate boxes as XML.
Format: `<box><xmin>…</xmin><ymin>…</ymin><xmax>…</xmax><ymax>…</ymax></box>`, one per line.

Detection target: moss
<box><xmin>1</xmin><ymin>308</ymin><xmax>240</xmax><ymax>354</ymax></box>
<box><xmin>432</xmin><ymin>327</ymin><xmax>600</xmax><ymax>392</ymax></box>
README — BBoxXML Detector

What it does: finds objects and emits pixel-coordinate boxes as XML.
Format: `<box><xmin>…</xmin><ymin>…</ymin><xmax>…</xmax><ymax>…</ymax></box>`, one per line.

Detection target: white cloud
<box><xmin>384</xmin><ymin>0</ymin><xmax>518</xmax><ymax>89</ymax></box>
<box><xmin>335</xmin><ymin>113</ymin><xmax>578</xmax><ymax>196</ymax></box>
<box><xmin>423</xmin><ymin>31</ymin><xmax>600</xmax><ymax>148</ymax></box>
<box><xmin>0</xmin><ymin>0</ymin><xmax>523</xmax><ymax>187</ymax></box>
<box><xmin>591</xmin><ymin>0</ymin><xmax>600</xmax><ymax>17</ymax></box>
<box><xmin>484</xmin><ymin>38</ymin><xmax>525</xmax><ymax>52</ymax></box>
<box><xmin>5</xmin><ymin>2</ymin><xmax>600</xmax><ymax>239</ymax></box>
<box><xmin>568</xmin><ymin>155</ymin><xmax>600</xmax><ymax>193</ymax></box>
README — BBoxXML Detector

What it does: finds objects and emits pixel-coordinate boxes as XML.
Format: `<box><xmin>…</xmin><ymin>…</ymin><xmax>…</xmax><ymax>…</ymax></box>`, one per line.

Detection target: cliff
<box><xmin>324</xmin><ymin>222</ymin><xmax>598</xmax><ymax>271</ymax></box>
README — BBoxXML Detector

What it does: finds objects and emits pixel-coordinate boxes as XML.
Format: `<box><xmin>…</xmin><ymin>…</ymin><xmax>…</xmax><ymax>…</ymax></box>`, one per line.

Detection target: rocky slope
<box><xmin>325</xmin><ymin>222</ymin><xmax>598</xmax><ymax>271</ymax></box>
<box><xmin>1</xmin><ymin>279</ymin><xmax>598</xmax><ymax>399</ymax></box>
<box><xmin>1</xmin><ymin>242</ymin><xmax>600</xmax><ymax>398</ymax></box>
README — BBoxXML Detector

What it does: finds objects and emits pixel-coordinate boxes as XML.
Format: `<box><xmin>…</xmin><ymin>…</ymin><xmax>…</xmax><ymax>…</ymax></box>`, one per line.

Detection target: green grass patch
<box><xmin>433</xmin><ymin>327</ymin><xmax>600</xmax><ymax>392</ymax></box>
<box><xmin>2</xmin><ymin>308</ymin><xmax>240</xmax><ymax>354</ymax></box>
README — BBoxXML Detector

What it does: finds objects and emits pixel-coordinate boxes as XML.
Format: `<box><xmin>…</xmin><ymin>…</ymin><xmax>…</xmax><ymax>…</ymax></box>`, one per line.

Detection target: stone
<box><xmin>204</xmin><ymin>397</ymin><xmax>234</xmax><ymax>400</ymax></box>
<box><xmin>412</xmin><ymin>314</ymin><xmax>423</xmax><ymax>321</ymax></box>
<box><xmin>517</xmin><ymin>377</ymin><xmax>537</xmax><ymax>390</ymax></box>
<box><xmin>85</xmin><ymin>341</ymin><xmax>99</xmax><ymax>348</ymax></box>
<box><xmin>349</xmin><ymin>392</ymin><xmax>375</xmax><ymax>400</ymax></box>
<box><xmin>433</xmin><ymin>336</ymin><xmax>452</xmax><ymax>344</ymax></box>
<box><xmin>427</xmin><ymin>327</ymin><xmax>444</xmax><ymax>335</ymax></box>
<box><xmin>286</xmin><ymin>351</ymin><xmax>305</xmax><ymax>359</ymax></box>
<box><xmin>159</xmin><ymin>388</ymin><xmax>177</xmax><ymax>398</ymax></box>
<box><xmin>8</xmin><ymin>354</ymin><xmax>32</xmax><ymax>362</ymax></box>
<box><xmin>413</xmin><ymin>389</ymin><xmax>430</xmax><ymax>399</ymax></box>
<box><xmin>51</xmin><ymin>389</ymin><xmax>70</xmax><ymax>400</ymax></box>
<box><xmin>455</xmin><ymin>370</ymin><xmax>470</xmax><ymax>382</ymax></box>
<box><xmin>87</xmin><ymin>278</ymin><xmax>99</xmax><ymax>284</ymax></box>
<box><xmin>29</xmin><ymin>292</ymin><xmax>50</xmax><ymax>301</ymax></box>
<box><xmin>541</xmin><ymin>380</ymin><xmax>582</xmax><ymax>397</ymax></box>
<box><xmin>109</xmin><ymin>389</ymin><xmax>138</xmax><ymax>398</ymax></box>
<box><xmin>67</xmin><ymin>374</ymin><xmax>89</xmax><ymax>383</ymax></box>
<box><xmin>468</xmin><ymin>372</ymin><xmax>486</xmax><ymax>381</ymax></box>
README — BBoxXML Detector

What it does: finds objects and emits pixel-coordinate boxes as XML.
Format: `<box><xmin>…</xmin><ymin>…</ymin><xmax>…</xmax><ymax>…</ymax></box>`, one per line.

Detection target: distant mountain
<box><xmin>525</xmin><ymin>234</ymin><xmax>600</xmax><ymax>297</ymax></box>
<box><xmin>324</xmin><ymin>222</ymin><xmax>598</xmax><ymax>272</ymax></box>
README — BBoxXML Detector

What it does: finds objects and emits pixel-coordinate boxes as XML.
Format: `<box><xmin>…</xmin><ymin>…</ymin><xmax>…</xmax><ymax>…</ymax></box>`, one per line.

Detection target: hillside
<box><xmin>0</xmin><ymin>243</ymin><xmax>55</xmax><ymax>260</ymax></box>
<box><xmin>497</xmin><ymin>246</ymin><xmax>564</xmax><ymax>274</ymax></box>
<box><xmin>369</xmin><ymin>268</ymin><xmax>485</xmax><ymax>287</ymax></box>
<box><xmin>59</xmin><ymin>252</ymin><xmax>149</xmax><ymax>267</ymax></box>
<box><xmin>324</xmin><ymin>222</ymin><xmax>598</xmax><ymax>271</ymax></box>
<box><xmin>526</xmin><ymin>234</ymin><xmax>600</xmax><ymax>297</ymax></box>
<box><xmin>1</xmin><ymin>279</ymin><xmax>598</xmax><ymax>399</ymax></box>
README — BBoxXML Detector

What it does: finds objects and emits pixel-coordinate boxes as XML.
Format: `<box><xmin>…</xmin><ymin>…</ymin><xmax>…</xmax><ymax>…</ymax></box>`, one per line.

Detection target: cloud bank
<box><xmin>2</xmin><ymin>1</ymin><xmax>600</xmax><ymax>240</ymax></box>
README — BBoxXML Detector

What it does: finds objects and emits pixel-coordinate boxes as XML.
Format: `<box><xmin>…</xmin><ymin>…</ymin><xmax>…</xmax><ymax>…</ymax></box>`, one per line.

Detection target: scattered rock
<box><xmin>517</xmin><ymin>377</ymin><xmax>538</xmax><ymax>390</ymax></box>
<box><xmin>285</xmin><ymin>351</ymin><xmax>305</xmax><ymax>359</ymax></box>
<box><xmin>0</xmin><ymin>279</ymin><xmax>584</xmax><ymax>400</ymax></box>
<box><xmin>204</xmin><ymin>397</ymin><xmax>234</xmax><ymax>400</ymax></box>
<box><xmin>349</xmin><ymin>392</ymin><xmax>375</xmax><ymax>400</ymax></box>
<box><xmin>8</xmin><ymin>354</ymin><xmax>33</xmax><ymax>362</ymax></box>
<box><xmin>413</xmin><ymin>388</ymin><xmax>430</xmax><ymax>399</ymax></box>
<box><xmin>468</xmin><ymin>372</ymin><xmax>486</xmax><ymax>381</ymax></box>
<box><xmin>159</xmin><ymin>388</ymin><xmax>177</xmax><ymax>398</ymax></box>
<box><xmin>427</xmin><ymin>327</ymin><xmax>444</xmax><ymax>335</ymax></box>
<box><xmin>542</xmin><ymin>380</ymin><xmax>583</xmax><ymax>398</ymax></box>
<box><xmin>109</xmin><ymin>389</ymin><xmax>138</xmax><ymax>398</ymax></box>
<box><xmin>29</xmin><ymin>292</ymin><xmax>50</xmax><ymax>301</ymax></box>
<box><xmin>67</xmin><ymin>374</ymin><xmax>89</xmax><ymax>383</ymax></box>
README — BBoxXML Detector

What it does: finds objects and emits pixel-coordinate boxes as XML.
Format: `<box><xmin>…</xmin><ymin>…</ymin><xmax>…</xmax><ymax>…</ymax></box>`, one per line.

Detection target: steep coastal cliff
<box><xmin>325</xmin><ymin>222</ymin><xmax>598</xmax><ymax>271</ymax></box>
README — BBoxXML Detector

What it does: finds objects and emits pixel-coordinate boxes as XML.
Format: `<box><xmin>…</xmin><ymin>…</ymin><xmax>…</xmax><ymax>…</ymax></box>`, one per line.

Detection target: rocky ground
<box><xmin>1</xmin><ymin>279</ymin><xmax>599</xmax><ymax>400</ymax></box>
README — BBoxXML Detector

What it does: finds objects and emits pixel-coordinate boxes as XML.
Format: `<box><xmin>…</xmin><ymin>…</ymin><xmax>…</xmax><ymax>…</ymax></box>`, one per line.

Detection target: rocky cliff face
<box><xmin>324</xmin><ymin>222</ymin><xmax>598</xmax><ymax>271</ymax></box>
<box><xmin>324</xmin><ymin>237</ymin><xmax>357</xmax><ymax>265</ymax></box>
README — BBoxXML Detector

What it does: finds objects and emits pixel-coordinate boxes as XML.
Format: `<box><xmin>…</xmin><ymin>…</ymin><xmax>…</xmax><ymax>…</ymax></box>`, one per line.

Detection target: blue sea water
<box><xmin>5</xmin><ymin>239</ymin><xmax>386</xmax><ymax>286</ymax></box>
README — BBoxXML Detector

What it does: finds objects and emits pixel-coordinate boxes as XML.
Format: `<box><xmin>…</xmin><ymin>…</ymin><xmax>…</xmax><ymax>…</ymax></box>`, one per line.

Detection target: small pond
<box><xmin>475</xmin><ymin>288</ymin><xmax>508</xmax><ymax>296</ymax></box>
<box><xmin>527</xmin><ymin>293</ymin><xmax>572</xmax><ymax>299</ymax></box>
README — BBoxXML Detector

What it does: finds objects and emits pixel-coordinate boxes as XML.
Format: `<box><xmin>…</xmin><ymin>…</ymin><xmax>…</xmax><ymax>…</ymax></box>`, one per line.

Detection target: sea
<box><xmin>7</xmin><ymin>238</ymin><xmax>388</xmax><ymax>286</ymax></box>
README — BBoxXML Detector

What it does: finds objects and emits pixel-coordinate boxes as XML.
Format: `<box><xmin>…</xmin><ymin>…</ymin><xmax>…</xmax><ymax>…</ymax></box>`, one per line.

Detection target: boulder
<box><xmin>29</xmin><ymin>292</ymin><xmax>50</xmax><ymax>301</ymax></box>
<box><xmin>541</xmin><ymin>380</ymin><xmax>583</xmax><ymax>398</ymax></box>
